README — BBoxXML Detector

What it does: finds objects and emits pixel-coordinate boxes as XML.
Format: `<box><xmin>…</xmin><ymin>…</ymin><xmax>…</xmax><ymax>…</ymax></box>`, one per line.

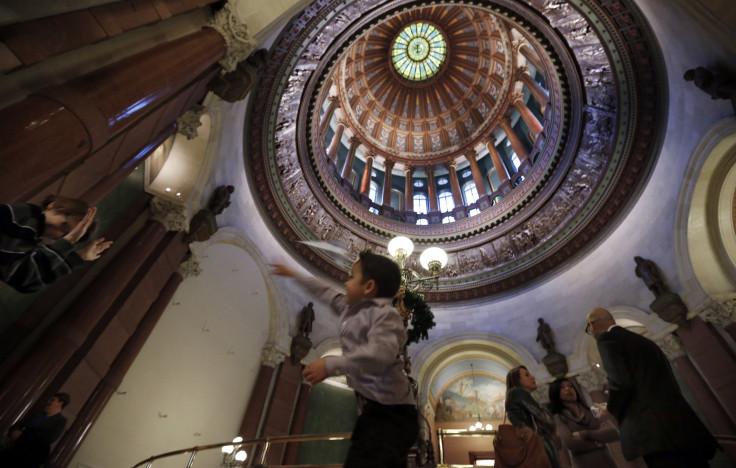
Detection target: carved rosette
<box><xmin>656</xmin><ymin>333</ymin><xmax>686</xmax><ymax>361</ymax></box>
<box><xmin>574</xmin><ymin>369</ymin><xmax>607</xmax><ymax>393</ymax></box>
<box><xmin>150</xmin><ymin>197</ymin><xmax>188</xmax><ymax>232</ymax></box>
<box><xmin>207</xmin><ymin>1</ymin><xmax>258</xmax><ymax>72</ymax></box>
<box><xmin>260</xmin><ymin>342</ymin><xmax>288</xmax><ymax>367</ymax></box>
<box><xmin>176</xmin><ymin>105</ymin><xmax>206</xmax><ymax>140</ymax></box>
<box><xmin>177</xmin><ymin>253</ymin><xmax>202</xmax><ymax>278</ymax></box>
<box><xmin>696</xmin><ymin>298</ymin><xmax>736</xmax><ymax>327</ymax></box>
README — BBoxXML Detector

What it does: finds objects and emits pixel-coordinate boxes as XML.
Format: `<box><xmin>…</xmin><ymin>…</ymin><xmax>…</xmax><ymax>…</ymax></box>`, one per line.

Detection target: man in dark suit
<box><xmin>585</xmin><ymin>307</ymin><xmax>719</xmax><ymax>468</ymax></box>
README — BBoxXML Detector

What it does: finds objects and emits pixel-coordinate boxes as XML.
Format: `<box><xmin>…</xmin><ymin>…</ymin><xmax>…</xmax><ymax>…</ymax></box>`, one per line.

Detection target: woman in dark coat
<box><xmin>549</xmin><ymin>378</ymin><xmax>619</xmax><ymax>468</ymax></box>
<box><xmin>505</xmin><ymin>365</ymin><xmax>561</xmax><ymax>468</ymax></box>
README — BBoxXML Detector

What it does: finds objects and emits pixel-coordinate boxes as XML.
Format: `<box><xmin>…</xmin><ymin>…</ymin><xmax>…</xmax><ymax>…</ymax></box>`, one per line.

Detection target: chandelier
<box><xmin>221</xmin><ymin>437</ymin><xmax>247</xmax><ymax>467</ymax></box>
<box><xmin>387</xmin><ymin>236</ymin><xmax>447</xmax><ymax>291</ymax></box>
<box><xmin>467</xmin><ymin>363</ymin><xmax>493</xmax><ymax>432</ymax></box>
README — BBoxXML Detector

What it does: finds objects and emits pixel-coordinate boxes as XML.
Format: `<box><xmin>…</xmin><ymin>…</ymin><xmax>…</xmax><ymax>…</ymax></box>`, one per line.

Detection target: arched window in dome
<box><xmin>413</xmin><ymin>193</ymin><xmax>428</xmax><ymax>214</ymax></box>
<box><xmin>462</xmin><ymin>182</ymin><xmax>479</xmax><ymax>205</ymax></box>
<box><xmin>510</xmin><ymin>152</ymin><xmax>521</xmax><ymax>171</ymax></box>
<box><xmin>369</xmin><ymin>181</ymin><xmax>379</xmax><ymax>204</ymax></box>
<box><xmin>391</xmin><ymin>22</ymin><xmax>447</xmax><ymax>81</ymax></box>
<box><xmin>442</xmin><ymin>215</ymin><xmax>455</xmax><ymax>224</ymax></box>
<box><xmin>438</xmin><ymin>191</ymin><xmax>454</xmax><ymax>213</ymax></box>
<box><xmin>416</xmin><ymin>218</ymin><xmax>429</xmax><ymax>226</ymax></box>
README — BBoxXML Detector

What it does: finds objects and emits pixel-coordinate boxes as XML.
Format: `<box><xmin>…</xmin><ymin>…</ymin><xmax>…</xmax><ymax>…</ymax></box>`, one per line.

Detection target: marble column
<box><xmin>512</xmin><ymin>93</ymin><xmax>543</xmax><ymax>138</ymax></box>
<box><xmin>0</xmin><ymin>219</ymin><xmax>169</xmax><ymax>433</ymax></box>
<box><xmin>499</xmin><ymin>116</ymin><xmax>529</xmax><ymax>163</ymax></box>
<box><xmin>483</xmin><ymin>137</ymin><xmax>510</xmax><ymax>185</ymax></box>
<box><xmin>341</xmin><ymin>136</ymin><xmax>361</xmax><ymax>180</ymax></box>
<box><xmin>677</xmin><ymin>316</ymin><xmax>736</xmax><ymax>425</ymax></box>
<box><xmin>517</xmin><ymin>67</ymin><xmax>549</xmax><ymax>111</ymax></box>
<box><xmin>404</xmin><ymin>166</ymin><xmax>415</xmax><ymax>211</ymax></box>
<box><xmin>282</xmin><ymin>380</ymin><xmax>312</xmax><ymax>464</ymax></box>
<box><xmin>465</xmin><ymin>149</ymin><xmax>487</xmax><ymax>195</ymax></box>
<box><xmin>326</xmin><ymin>119</ymin><xmax>347</xmax><ymax>162</ymax></box>
<box><xmin>518</xmin><ymin>42</ymin><xmax>545</xmax><ymax>77</ymax></box>
<box><xmin>447</xmin><ymin>161</ymin><xmax>463</xmax><ymax>206</ymax></box>
<box><xmin>382</xmin><ymin>159</ymin><xmax>395</xmax><ymax>207</ymax></box>
<box><xmin>360</xmin><ymin>151</ymin><xmax>375</xmax><ymax>195</ymax></box>
<box><xmin>657</xmin><ymin>334</ymin><xmax>736</xmax><ymax>446</ymax></box>
<box><xmin>261</xmin><ymin>358</ymin><xmax>304</xmax><ymax>465</ymax></box>
<box><xmin>320</xmin><ymin>95</ymin><xmax>341</xmax><ymax>135</ymax></box>
<box><xmin>425</xmin><ymin>165</ymin><xmax>439</xmax><ymax>212</ymax></box>
<box><xmin>0</xmin><ymin>28</ymin><xmax>227</xmax><ymax>203</ymax></box>
<box><xmin>50</xmin><ymin>267</ymin><xmax>186</xmax><ymax>466</ymax></box>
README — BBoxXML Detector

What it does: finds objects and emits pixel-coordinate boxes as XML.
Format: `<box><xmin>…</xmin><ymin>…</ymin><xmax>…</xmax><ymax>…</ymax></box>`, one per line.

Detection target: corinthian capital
<box><xmin>208</xmin><ymin>1</ymin><xmax>258</xmax><ymax>72</ymax></box>
<box><xmin>150</xmin><ymin>197</ymin><xmax>188</xmax><ymax>232</ymax></box>
<box><xmin>656</xmin><ymin>333</ymin><xmax>686</xmax><ymax>360</ymax></box>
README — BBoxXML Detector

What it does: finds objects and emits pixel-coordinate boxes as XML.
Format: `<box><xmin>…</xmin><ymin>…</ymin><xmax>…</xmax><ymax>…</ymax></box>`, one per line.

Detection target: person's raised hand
<box><xmin>302</xmin><ymin>358</ymin><xmax>328</xmax><ymax>385</ymax></box>
<box><xmin>77</xmin><ymin>238</ymin><xmax>113</xmax><ymax>261</ymax></box>
<box><xmin>64</xmin><ymin>207</ymin><xmax>97</xmax><ymax>244</ymax></box>
<box><xmin>270</xmin><ymin>264</ymin><xmax>296</xmax><ymax>277</ymax></box>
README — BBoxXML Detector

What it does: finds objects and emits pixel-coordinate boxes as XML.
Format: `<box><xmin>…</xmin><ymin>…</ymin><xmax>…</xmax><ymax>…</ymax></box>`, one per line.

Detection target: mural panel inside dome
<box><xmin>435</xmin><ymin>374</ymin><xmax>506</xmax><ymax>423</ymax></box>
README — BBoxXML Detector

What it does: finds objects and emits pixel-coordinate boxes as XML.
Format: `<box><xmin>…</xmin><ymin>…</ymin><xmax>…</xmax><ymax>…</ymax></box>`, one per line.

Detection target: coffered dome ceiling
<box><xmin>245</xmin><ymin>0</ymin><xmax>666</xmax><ymax>302</ymax></box>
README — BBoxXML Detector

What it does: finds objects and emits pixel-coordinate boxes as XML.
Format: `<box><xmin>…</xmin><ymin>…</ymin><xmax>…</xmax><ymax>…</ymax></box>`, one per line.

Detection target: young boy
<box><xmin>271</xmin><ymin>250</ymin><xmax>418</xmax><ymax>468</ymax></box>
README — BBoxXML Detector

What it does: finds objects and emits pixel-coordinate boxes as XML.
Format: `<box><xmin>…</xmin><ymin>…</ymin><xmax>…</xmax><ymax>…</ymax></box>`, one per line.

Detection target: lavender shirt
<box><xmin>295</xmin><ymin>276</ymin><xmax>415</xmax><ymax>405</ymax></box>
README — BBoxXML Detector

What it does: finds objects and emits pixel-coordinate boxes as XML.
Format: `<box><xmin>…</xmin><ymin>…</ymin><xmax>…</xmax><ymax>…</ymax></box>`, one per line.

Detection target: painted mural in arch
<box><xmin>435</xmin><ymin>374</ymin><xmax>506</xmax><ymax>422</ymax></box>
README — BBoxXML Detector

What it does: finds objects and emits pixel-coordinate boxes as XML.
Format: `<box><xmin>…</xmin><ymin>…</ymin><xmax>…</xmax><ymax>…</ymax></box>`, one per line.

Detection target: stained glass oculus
<box><xmin>392</xmin><ymin>23</ymin><xmax>447</xmax><ymax>81</ymax></box>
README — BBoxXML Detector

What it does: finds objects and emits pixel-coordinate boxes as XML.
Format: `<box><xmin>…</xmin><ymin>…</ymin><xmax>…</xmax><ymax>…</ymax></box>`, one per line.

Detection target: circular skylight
<box><xmin>391</xmin><ymin>22</ymin><xmax>447</xmax><ymax>81</ymax></box>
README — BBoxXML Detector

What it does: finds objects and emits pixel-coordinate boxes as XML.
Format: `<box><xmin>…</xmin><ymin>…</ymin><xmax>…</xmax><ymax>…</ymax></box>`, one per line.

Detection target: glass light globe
<box><xmin>388</xmin><ymin>236</ymin><xmax>414</xmax><ymax>257</ymax></box>
<box><xmin>485</xmin><ymin>424</ymin><xmax>493</xmax><ymax>430</ymax></box>
<box><xmin>475</xmin><ymin>421</ymin><xmax>482</xmax><ymax>429</ymax></box>
<box><xmin>468</xmin><ymin>425</ymin><xmax>476</xmax><ymax>431</ymax></box>
<box><xmin>235</xmin><ymin>450</ymin><xmax>247</xmax><ymax>461</ymax></box>
<box><xmin>232</xmin><ymin>436</ymin><xmax>243</xmax><ymax>443</ymax></box>
<box><xmin>420</xmin><ymin>246</ymin><xmax>447</xmax><ymax>270</ymax></box>
<box><xmin>222</xmin><ymin>445</ymin><xmax>234</xmax><ymax>454</ymax></box>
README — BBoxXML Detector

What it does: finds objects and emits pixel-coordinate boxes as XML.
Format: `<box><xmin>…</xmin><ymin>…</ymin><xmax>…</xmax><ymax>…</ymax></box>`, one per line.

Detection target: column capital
<box><xmin>261</xmin><ymin>342</ymin><xmax>288</xmax><ymax>367</ymax></box>
<box><xmin>482</xmin><ymin>135</ymin><xmax>496</xmax><ymax>149</ymax></box>
<box><xmin>383</xmin><ymin>158</ymin><xmax>396</xmax><ymax>170</ymax></box>
<box><xmin>364</xmin><ymin>149</ymin><xmax>376</xmax><ymax>161</ymax></box>
<box><xmin>348</xmin><ymin>135</ymin><xmax>362</xmax><ymax>147</ymax></box>
<box><xmin>512</xmin><ymin>40</ymin><xmax>524</xmax><ymax>55</ymax></box>
<box><xmin>403</xmin><ymin>165</ymin><xmax>415</xmax><ymax>176</ymax></box>
<box><xmin>511</xmin><ymin>92</ymin><xmax>525</xmax><ymax>105</ymax></box>
<box><xmin>177</xmin><ymin>252</ymin><xmax>202</xmax><ymax>278</ymax></box>
<box><xmin>336</xmin><ymin>117</ymin><xmax>349</xmax><ymax>128</ymax></box>
<box><xmin>574</xmin><ymin>369</ymin><xmax>607</xmax><ymax>392</ymax></box>
<box><xmin>328</xmin><ymin>95</ymin><xmax>341</xmax><ymax>106</ymax></box>
<box><xmin>465</xmin><ymin>148</ymin><xmax>478</xmax><ymax>161</ymax></box>
<box><xmin>515</xmin><ymin>66</ymin><xmax>530</xmax><ymax>79</ymax></box>
<box><xmin>447</xmin><ymin>159</ymin><xmax>458</xmax><ymax>171</ymax></box>
<box><xmin>500</xmin><ymin>114</ymin><xmax>513</xmax><ymax>127</ymax></box>
<box><xmin>176</xmin><ymin>105</ymin><xmax>206</xmax><ymax>140</ymax></box>
<box><xmin>696</xmin><ymin>298</ymin><xmax>736</xmax><ymax>327</ymax></box>
<box><xmin>424</xmin><ymin>164</ymin><xmax>435</xmax><ymax>176</ymax></box>
<box><xmin>150</xmin><ymin>197</ymin><xmax>188</xmax><ymax>232</ymax></box>
<box><xmin>207</xmin><ymin>1</ymin><xmax>258</xmax><ymax>72</ymax></box>
<box><xmin>656</xmin><ymin>333</ymin><xmax>687</xmax><ymax>360</ymax></box>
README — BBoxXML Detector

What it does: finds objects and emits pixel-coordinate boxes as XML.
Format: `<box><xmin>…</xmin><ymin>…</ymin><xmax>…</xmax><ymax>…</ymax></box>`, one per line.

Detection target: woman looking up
<box><xmin>505</xmin><ymin>365</ymin><xmax>561</xmax><ymax>468</ymax></box>
<box><xmin>0</xmin><ymin>195</ymin><xmax>113</xmax><ymax>293</ymax></box>
<box><xmin>548</xmin><ymin>378</ymin><xmax>619</xmax><ymax>468</ymax></box>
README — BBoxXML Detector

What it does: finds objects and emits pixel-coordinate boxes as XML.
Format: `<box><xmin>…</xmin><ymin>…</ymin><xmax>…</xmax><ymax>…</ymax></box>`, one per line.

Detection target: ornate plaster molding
<box><xmin>696</xmin><ymin>298</ymin><xmax>736</xmax><ymax>327</ymax></box>
<box><xmin>261</xmin><ymin>342</ymin><xmax>288</xmax><ymax>367</ymax></box>
<box><xmin>208</xmin><ymin>1</ymin><xmax>258</xmax><ymax>73</ymax></box>
<box><xmin>150</xmin><ymin>197</ymin><xmax>188</xmax><ymax>232</ymax></box>
<box><xmin>177</xmin><ymin>253</ymin><xmax>202</xmax><ymax>278</ymax></box>
<box><xmin>656</xmin><ymin>333</ymin><xmax>686</xmax><ymax>360</ymax></box>
<box><xmin>176</xmin><ymin>105</ymin><xmax>206</xmax><ymax>140</ymax></box>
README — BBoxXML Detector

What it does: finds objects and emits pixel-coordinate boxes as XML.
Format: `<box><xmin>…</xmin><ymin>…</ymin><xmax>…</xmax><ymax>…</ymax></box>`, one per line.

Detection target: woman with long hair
<box><xmin>548</xmin><ymin>378</ymin><xmax>619</xmax><ymax>468</ymax></box>
<box><xmin>505</xmin><ymin>365</ymin><xmax>561</xmax><ymax>468</ymax></box>
<box><xmin>0</xmin><ymin>195</ymin><xmax>112</xmax><ymax>292</ymax></box>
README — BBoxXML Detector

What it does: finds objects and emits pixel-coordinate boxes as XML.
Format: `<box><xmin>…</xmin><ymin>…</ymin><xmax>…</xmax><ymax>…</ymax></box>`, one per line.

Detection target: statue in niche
<box><xmin>684</xmin><ymin>66</ymin><xmax>736</xmax><ymax>113</ymax></box>
<box><xmin>634</xmin><ymin>256</ymin><xmax>668</xmax><ymax>297</ymax></box>
<box><xmin>298</xmin><ymin>302</ymin><xmax>315</xmax><ymax>338</ymax></box>
<box><xmin>536</xmin><ymin>318</ymin><xmax>557</xmax><ymax>355</ymax></box>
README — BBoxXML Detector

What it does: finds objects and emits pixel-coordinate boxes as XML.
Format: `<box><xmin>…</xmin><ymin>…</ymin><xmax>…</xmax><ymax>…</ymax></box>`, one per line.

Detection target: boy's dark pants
<box><xmin>344</xmin><ymin>396</ymin><xmax>419</xmax><ymax>468</ymax></box>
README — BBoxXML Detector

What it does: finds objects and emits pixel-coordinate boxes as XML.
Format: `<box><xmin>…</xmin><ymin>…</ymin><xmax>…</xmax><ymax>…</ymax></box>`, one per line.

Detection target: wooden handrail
<box><xmin>131</xmin><ymin>432</ymin><xmax>352</xmax><ymax>467</ymax></box>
